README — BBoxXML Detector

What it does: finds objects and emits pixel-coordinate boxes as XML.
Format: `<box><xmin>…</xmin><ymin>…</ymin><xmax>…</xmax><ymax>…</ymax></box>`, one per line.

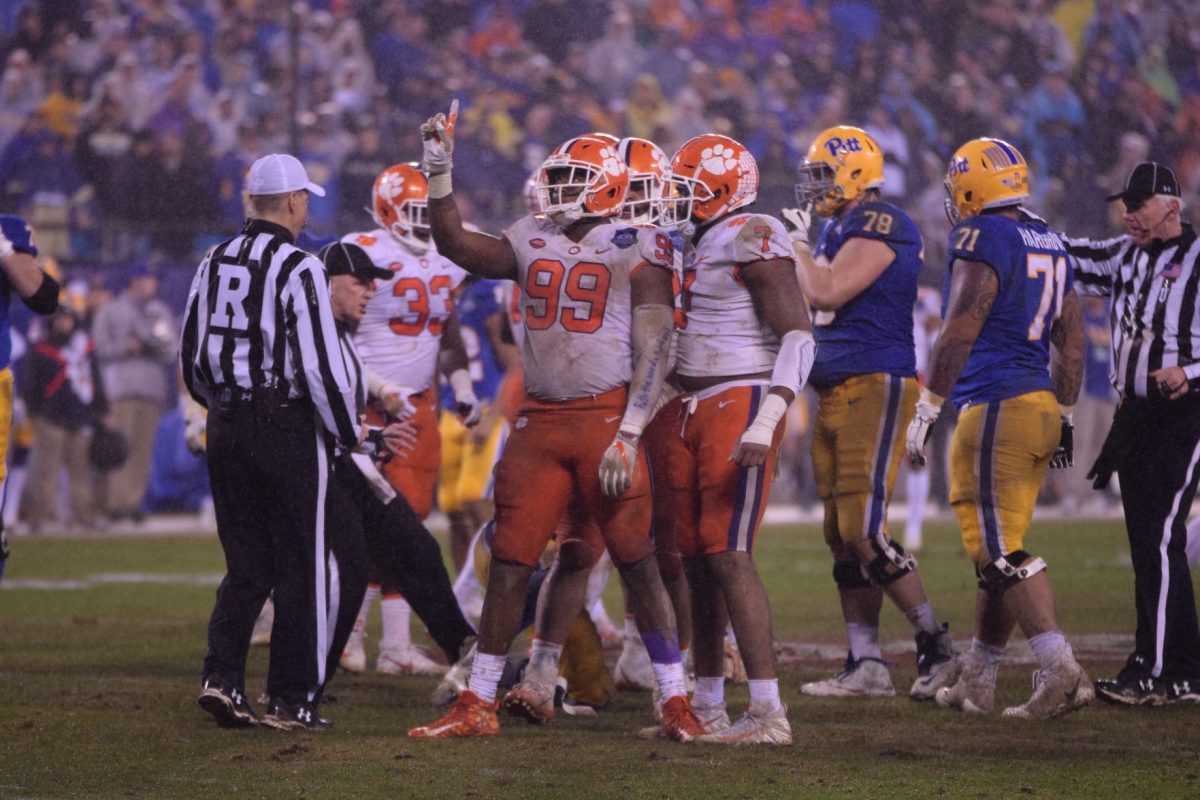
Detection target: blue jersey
<box><xmin>441</xmin><ymin>278</ymin><xmax>506</xmax><ymax>408</ymax></box>
<box><xmin>943</xmin><ymin>213</ymin><xmax>1074</xmax><ymax>407</ymax></box>
<box><xmin>808</xmin><ymin>200</ymin><xmax>921</xmax><ymax>389</ymax></box>
<box><xmin>0</xmin><ymin>214</ymin><xmax>38</xmax><ymax>370</ymax></box>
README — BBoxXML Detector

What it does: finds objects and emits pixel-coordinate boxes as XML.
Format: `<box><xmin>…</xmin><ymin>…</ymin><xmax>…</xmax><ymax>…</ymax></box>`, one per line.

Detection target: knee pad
<box><xmin>833</xmin><ymin>560</ymin><xmax>873</xmax><ymax>590</ymax></box>
<box><xmin>976</xmin><ymin>550</ymin><xmax>1048</xmax><ymax>593</ymax></box>
<box><xmin>865</xmin><ymin>536</ymin><xmax>917</xmax><ymax>587</ymax></box>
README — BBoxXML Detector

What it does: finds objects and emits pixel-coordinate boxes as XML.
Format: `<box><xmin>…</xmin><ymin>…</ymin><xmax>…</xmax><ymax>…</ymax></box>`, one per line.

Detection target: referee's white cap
<box><xmin>247</xmin><ymin>153</ymin><xmax>326</xmax><ymax>197</ymax></box>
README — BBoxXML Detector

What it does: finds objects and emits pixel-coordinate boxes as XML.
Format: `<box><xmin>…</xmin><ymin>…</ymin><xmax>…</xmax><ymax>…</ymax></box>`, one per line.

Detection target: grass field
<box><xmin>2</xmin><ymin>519</ymin><xmax>1199</xmax><ymax>799</ymax></box>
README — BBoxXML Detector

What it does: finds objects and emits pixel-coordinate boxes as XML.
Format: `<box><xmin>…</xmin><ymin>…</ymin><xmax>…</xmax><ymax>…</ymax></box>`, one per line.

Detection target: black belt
<box><xmin>212</xmin><ymin>385</ymin><xmax>312</xmax><ymax>431</ymax></box>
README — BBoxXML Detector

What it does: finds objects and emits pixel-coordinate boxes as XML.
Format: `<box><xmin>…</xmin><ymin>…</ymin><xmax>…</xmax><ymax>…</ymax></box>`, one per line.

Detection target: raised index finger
<box><xmin>445</xmin><ymin>98</ymin><xmax>459</xmax><ymax>135</ymax></box>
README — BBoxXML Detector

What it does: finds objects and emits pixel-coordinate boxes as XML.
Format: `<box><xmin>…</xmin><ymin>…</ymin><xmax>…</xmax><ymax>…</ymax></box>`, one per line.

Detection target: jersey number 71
<box><xmin>1026</xmin><ymin>254</ymin><xmax>1067</xmax><ymax>340</ymax></box>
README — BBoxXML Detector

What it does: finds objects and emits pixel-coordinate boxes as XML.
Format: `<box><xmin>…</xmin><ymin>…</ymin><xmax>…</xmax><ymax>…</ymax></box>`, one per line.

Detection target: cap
<box><xmin>320</xmin><ymin>241</ymin><xmax>392</xmax><ymax>282</ymax></box>
<box><xmin>246</xmin><ymin>153</ymin><xmax>326</xmax><ymax>197</ymax></box>
<box><xmin>1107</xmin><ymin>162</ymin><xmax>1179</xmax><ymax>205</ymax></box>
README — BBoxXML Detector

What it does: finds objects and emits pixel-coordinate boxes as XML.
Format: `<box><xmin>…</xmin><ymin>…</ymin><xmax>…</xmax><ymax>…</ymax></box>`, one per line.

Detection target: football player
<box><xmin>407</xmin><ymin>106</ymin><xmax>704</xmax><ymax>741</ymax></box>
<box><xmin>0</xmin><ymin>216</ymin><xmax>59</xmax><ymax>585</ymax></box>
<box><xmin>339</xmin><ymin>162</ymin><xmax>482</xmax><ymax>677</ymax></box>
<box><xmin>906</xmin><ymin>138</ymin><xmax>1093</xmax><ymax>719</ymax></box>
<box><xmin>656</xmin><ymin>134</ymin><xmax>815</xmax><ymax>745</ymax></box>
<box><xmin>786</xmin><ymin>126</ymin><xmax>956</xmax><ymax>700</ymax></box>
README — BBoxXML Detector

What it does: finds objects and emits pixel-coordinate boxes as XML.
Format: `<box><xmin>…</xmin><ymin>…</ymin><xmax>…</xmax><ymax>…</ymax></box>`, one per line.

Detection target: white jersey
<box><xmin>345</xmin><ymin>229</ymin><xmax>468</xmax><ymax>390</ymax></box>
<box><xmin>676</xmin><ymin>212</ymin><xmax>795</xmax><ymax>378</ymax></box>
<box><xmin>503</xmin><ymin>214</ymin><xmax>675</xmax><ymax>400</ymax></box>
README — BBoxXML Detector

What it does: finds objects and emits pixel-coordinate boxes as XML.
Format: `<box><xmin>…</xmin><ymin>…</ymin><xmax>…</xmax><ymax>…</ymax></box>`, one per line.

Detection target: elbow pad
<box><xmin>770</xmin><ymin>330</ymin><xmax>816</xmax><ymax>396</ymax></box>
<box><xmin>23</xmin><ymin>273</ymin><xmax>59</xmax><ymax>315</ymax></box>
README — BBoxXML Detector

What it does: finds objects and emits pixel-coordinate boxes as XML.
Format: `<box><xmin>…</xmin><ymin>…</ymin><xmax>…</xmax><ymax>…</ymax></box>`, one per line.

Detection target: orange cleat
<box><xmin>408</xmin><ymin>690</ymin><xmax>500</xmax><ymax>739</ymax></box>
<box><xmin>658</xmin><ymin>695</ymin><xmax>706</xmax><ymax>742</ymax></box>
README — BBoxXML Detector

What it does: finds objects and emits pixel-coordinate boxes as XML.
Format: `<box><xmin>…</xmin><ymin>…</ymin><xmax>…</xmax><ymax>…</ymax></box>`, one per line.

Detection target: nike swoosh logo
<box><xmin>421</xmin><ymin>722</ymin><xmax>462</xmax><ymax>737</ymax></box>
<box><xmin>604</xmin><ymin>415</ymin><xmax>621</xmax><ymax>423</ymax></box>
<box><xmin>717</xmin><ymin>399</ymin><xmax>736</xmax><ymax>409</ymax></box>
<box><xmin>595</xmin><ymin>248</ymin><xmax>612</xmax><ymax>254</ymax></box>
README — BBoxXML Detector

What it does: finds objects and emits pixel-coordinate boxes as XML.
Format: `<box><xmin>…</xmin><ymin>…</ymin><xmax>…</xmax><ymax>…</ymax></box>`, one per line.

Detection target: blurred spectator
<box><xmin>5</xmin><ymin>130</ymin><xmax>90</xmax><ymax>260</ymax></box>
<box><xmin>18</xmin><ymin>304</ymin><xmax>105</xmax><ymax>531</ymax></box>
<box><xmin>338</xmin><ymin>116</ymin><xmax>391</xmax><ymax>231</ymax></box>
<box><xmin>92</xmin><ymin>264</ymin><xmax>176</xmax><ymax>522</ymax></box>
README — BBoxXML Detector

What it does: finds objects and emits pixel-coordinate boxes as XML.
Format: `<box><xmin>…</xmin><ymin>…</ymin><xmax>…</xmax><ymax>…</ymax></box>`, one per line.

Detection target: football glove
<box><xmin>780</xmin><ymin>206</ymin><xmax>813</xmax><ymax>252</ymax></box>
<box><xmin>448</xmin><ymin>369</ymin><xmax>482</xmax><ymax>427</ymax></box>
<box><xmin>1050</xmin><ymin>417</ymin><xmax>1074</xmax><ymax>469</ymax></box>
<box><xmin>599</xmin><ymin>431</ymin><xmax>639</xmax><ymax>498</ymax></box>
<box><xmin>420</xmin><ymin>99</ymin><xmax>458</xmax><ymax>176</ymax></box>
<box><xmin>184</xmin><ymin>412</ymin><xmax>207</xmax><ymax>455</ymax></box>
<box><xmin>905</xmin><ymin>390</ymin><xmax>944</xmax><ymax>466</ymax></box>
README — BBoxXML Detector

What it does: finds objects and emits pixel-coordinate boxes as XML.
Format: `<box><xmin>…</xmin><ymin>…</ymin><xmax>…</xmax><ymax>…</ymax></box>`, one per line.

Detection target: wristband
<box><xmin>1058</xmin><ymin>403</ymin><xmax>1075</xmax><ymax>423</ymax></box>
<box><xmin>428</xmin><ymin>172</ymin><xmax>453</xmax><ymax>199</ymax></box>
<box><xmin>916</xmin><ymin>387</ymin><xmax>945</xmax><ymax>422</ymax></box>
<box><xmin>745</xmin><ymin>392</ymin><xmax>789</xmax><ymax>437</ymax></box>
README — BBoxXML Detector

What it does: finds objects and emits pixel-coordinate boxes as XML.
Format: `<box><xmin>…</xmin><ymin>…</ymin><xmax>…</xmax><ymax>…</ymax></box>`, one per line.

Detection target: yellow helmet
<box><xmin>944</xmin><ymin>138</ymin><xmax>1030</xmax><ymax>224</ymax></box>
<box><xmin>795</xmin><ymin>125</ymin><xmax>884</xmax><ymax>217</ymax></box>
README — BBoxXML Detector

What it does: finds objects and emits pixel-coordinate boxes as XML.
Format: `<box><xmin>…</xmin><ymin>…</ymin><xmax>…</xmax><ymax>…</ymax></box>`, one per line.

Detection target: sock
<box><xmin>467</xmin><ymin>651</ymin><xmax>508</xmax><ymax>702</ymax></box>
<box><xmin>1028</xmin><ymin>630</ymin><xmax>1069</xmax><ymax>671</ymax></box>
<box><xmin>847</xmin><ymin>622</ymin><xmax>882</xmax><ymax>661</ymax></box>
<box><xmin>905</xmin><ymin>466</ymin><xmax>929</xmax><ymax>544</ymax></box>
<box><xmin>747</xmin><ymin>678</ymin><xmax>782</xmax><ymax>713</ymax></box>
<box><xmin>904</xmin><ymin>602</ymin><xmax>940</xmax><ymax>635</ymax></box>
<box><xmin>693</xmin><ymin>676</ymin><xmax>725</xmax><ymax>708</ymax></box>
<box><xmin>971</xmin><ymin>638</ymin><xmax>1006</xmax><ymax>683</ymax></box>
<box><xmin>652</xmin><ymin>661</ymin><xmax>688</xmax><ymax>701</ymax></box>
<box><xmin>380</xmin><ymin>594</ymin><xmax>412</xmax><ymax>652</ymax></box>
<box><xmin>527</xmin><ymin>638</ymin><xmax>563</xmax><ymax>682</ymax></box>
<box><xmin>353</xmin><ymin>584</ymin><xmax>380</xmax><ymax>632</ymax></box>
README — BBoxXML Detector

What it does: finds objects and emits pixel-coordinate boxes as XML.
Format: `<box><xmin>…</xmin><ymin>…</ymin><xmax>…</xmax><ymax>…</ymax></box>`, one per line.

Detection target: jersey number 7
<box><xmin>1026</xmin><ymin>254</ymin><xmax>1067</xmax><ymax>340</ymax></box>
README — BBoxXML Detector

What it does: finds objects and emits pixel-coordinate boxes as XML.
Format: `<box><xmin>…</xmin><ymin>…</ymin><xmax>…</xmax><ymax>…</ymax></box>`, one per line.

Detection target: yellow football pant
<box><xmin>437</xmin><ymin>409</ymin><xmax>507</xmax><ymax>514</ymax></box>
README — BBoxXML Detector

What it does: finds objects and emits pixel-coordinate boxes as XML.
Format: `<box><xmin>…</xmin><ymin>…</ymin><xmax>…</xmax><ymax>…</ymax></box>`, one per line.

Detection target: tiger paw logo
<box><xmin>598</xmin><ymin>146</ymin><xmax>625</xmax><ymax>177</ymax></box>
<box><xmin>700</xmin><ymin>144</ymin><xmax>738</xmax><ymax>175</ymax></box>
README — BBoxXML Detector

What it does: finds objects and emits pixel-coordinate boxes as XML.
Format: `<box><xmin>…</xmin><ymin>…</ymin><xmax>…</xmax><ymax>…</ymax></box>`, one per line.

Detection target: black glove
<box><xmin>1050</xmin><ymin>417</ymin><xmax>1074</xmax><ymax>469</ymax></box>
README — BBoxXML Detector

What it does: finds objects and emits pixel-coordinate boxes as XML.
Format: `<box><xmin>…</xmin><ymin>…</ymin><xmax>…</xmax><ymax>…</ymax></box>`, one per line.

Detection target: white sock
<box><xmin>354</xmin><ymin>584</ymin><xmax>380</xmax><ymax>631</ymax></box>
<box><xmin>847</xmin><ymin>622</ymin><xmax>882</xmax><ymax>661</ymax></box>
<box><xmin>1028</xmin><ymin>630</ymin><xmax>1070</xmax><ymax>671</ymax></box>
<box><xmin>905</xmin><ymin>466</ymin><xmax>929</xmax><ymax>544</ymax></box>
<box><xmin>467</xmin><ymin>652</ymin><xmax>508</xmax><ymax>702</ymax></box>
<box><xmin>693</xmin><ymin>676</ymin><xmax>725</xmax><ymax>708</ymax></box>
<box><xmin>380</xmin><ymin>594</ymin><xmax>412</xmax><ymax>652</ymax></box>
<box><xmin>652</xmin><ymin>661</ymin><xmax>688</xmax><ymax>702</ymax></box>
<box><xmin>528</xmin><ymin>639</ymin><xmax>563</xmax><ymax>682</ymax></box>
<box><xmin>747</xmin><ymin>678</ymin><xmax>782</xmax><ymax>713</ymax></box>
<box><xmin>971</xmin><ymin>638</ymin><xmax>1006</xmax><ymax>683</ymax></box>
<box><xmin>904</xmin><ymin>602</ymin><xmax>940</xmax><ymax>635</ymax></box>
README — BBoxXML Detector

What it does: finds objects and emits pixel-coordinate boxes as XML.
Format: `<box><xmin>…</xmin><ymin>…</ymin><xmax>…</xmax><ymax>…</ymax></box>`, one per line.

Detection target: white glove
<box><xmin>780</xmin><ymin>206</ymin><xmax>813</xmax><ymax>252</ymax></box>
<box><xmin>378</xmin><ymin>383</ymin><xmax>418</xmax><ymax>420</ymax></box>
<box><xmin>184</xmin><ymin>413</ymin><xmax>207</xmax><ymax>455</ymax></box>
<box><xmin>905</xmin><ymin>389</ymin><xmax>944</xmax><ymax>466</ymax></box>
<box><xmin>448</xmin><ymin>369</ymin><xmax>482</xmax><ymax>427</ymax></box>
<box><xmin>420</xmin><ymin>99</ymin><xmax>458</xmax><ymax>176</ymax></box>
<box><xmin>0</xmin><ymin>227</ymin><xmax>12</xmax><ymax>260</ymax></box>
<box><xmin>599</xmin><ymin>431</ymin><xmax>639</xmax><ymax>498</ymax></box>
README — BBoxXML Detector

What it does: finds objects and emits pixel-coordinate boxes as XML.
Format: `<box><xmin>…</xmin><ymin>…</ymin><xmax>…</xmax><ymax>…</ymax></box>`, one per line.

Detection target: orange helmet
<box><xmin>534</xmin><ymin>135</ymin><xmax>629</xmax><ymax>226</ymax></box>
<box><xmin>661</xmin><ymin>134</ymin><xmax>758</xmax><ymax>228</ymax></box>
<box><xmin>372</xmin><ymin>162</ymin><xmax>430</xmax><ymax>253</ymax></box>
<box><xmin>618</xmin><ymin>137</ymin><xmax>669</xmax><ymax>224</ymax></box>
<box><xmin>588</xmin><ymin>131</ymin><xmax>620</xmax><ymax>146</ymax></box>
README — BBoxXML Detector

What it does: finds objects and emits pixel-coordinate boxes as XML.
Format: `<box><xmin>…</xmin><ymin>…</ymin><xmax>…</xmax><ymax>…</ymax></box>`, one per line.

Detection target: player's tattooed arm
<box><xmin>427</xmin><ymin>197</ymin><xmax>519</xmax><ymax>280</ymax></box>
<box><xmin>1050</xmin><ymin>289</ymin><xmax>1084</xmax><ymax>406</ymax></box>
<box><xmin>924</xmin><ymin>259</ymin><xmax>997</xmax><ymax>398</ymax></box>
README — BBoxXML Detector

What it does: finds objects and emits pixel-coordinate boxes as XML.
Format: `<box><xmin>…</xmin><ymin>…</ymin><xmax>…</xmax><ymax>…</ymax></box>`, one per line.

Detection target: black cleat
<box><xmin>1167</xmin><ymin>679</ymin><xmax>1200</xmax><ymax>704</ymax></box>
<box><xmin>198</xmin><ymin>678</ymin><xmax>261</xmax><ymax>728</ymax></box>
<box><xmin>262</xmin><ymin>697</ymin><xmax>333</xmax><ymax>731</ymax></box>
<box><xmin>1094</xmin><ymin>674</ymin><xmax>1168</xmax><ymax>706</ymax></box>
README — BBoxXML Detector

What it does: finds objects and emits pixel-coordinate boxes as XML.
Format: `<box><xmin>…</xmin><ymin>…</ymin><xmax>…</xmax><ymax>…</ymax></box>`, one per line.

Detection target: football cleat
<box><xmin>408</xmin><ymin>690</ymin><xmax>500</xmax><ymax>739</ymax></box>
<box><xmin>250</xmin><ymin>598</ymin><xmax>274</xmax><ymax>647</ymax></box>
<box><xmin>198</xmin><ymin>677</ymin><xmax>261</xmax><ymax>728</ymax></box>
<box><xmin>1095</xmin><ymin>674</ymin><xmax>1168</xmax><ymax>706</ymax></box>
<box><xmin>339</xmin><ymin>622</ymin><xmax>366</xmax><ymax>674</ymax></box>
<box><xmin>910</xmin><ymin>624</ymin><xmax>959</xmax><ymax>700</ymax></box>
<box><xmin>1002</xmin><ymin>656</ymin><xmax>1094</xmax><ymax>720</ymax></box>
<box><xmin>935</xmin><ymin>653</ymin><xmax>995</xmax><ymax>713</ymax></box>
<box><xmin>638</xmin><ymin>698</ymin><xmax>729</xmax><ymax>740</ymax></box>
<box><xmin>657</xmin><ymin>695</ymin><xmax>706</xmax><ymax>742</ymax></box>
<box><xmin>614</xmin><ymin>636</ymin><xmax>656</xmax><ymax>691</ymax></box>
<box><xmin>261</xmin><ymin>697</ymin><xmax>332</xmax><ymax>731</ymax></box>
<box><xmin>695</xmin><ymin>704</ymin><xmax>792</xmax><ymax>746</ymax></box>
<box><xmin>1168</xmin><ymin>679</ymin><xmax>1200</xmax><ymax>704</ymax></box>
<box><xmin>503</xmin><ymin>677</ymin><xmax>557</xmax><ymax>724</ymax></box>
<box><xmin>800</xmin><ymin>654</ymin><xmax>895</xmax><ymax>697</ymax></box>
<box><xmin>377</xmin><ymin>646</ymin><xmax>447</xmax><ymax>676</ymax></box>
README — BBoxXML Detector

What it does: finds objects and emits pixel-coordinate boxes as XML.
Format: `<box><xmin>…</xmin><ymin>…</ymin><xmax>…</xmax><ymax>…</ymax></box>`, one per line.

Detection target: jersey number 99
<box><xmin>524</xmin><ymin>259</ymin><xmax>611</xmax><ymax>334</ymax></box>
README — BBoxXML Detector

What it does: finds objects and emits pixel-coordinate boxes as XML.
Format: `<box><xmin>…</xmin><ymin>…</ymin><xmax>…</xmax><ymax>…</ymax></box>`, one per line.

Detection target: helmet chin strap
<box><xmin>549</xmin><ymin>205</ymin><xmax>583</xmax><ymax>228</ymax></box>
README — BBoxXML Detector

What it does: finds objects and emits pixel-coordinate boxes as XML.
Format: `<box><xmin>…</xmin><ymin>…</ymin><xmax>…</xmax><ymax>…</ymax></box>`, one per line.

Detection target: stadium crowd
<box><xmin>1</xmin><ymin>0</ymin><xmax>1194</xmax><ymax>528</ymax></box>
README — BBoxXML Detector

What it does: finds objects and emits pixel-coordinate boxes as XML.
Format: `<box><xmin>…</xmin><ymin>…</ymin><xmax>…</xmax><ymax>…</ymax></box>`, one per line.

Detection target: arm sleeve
<box><xmin>287</xmin><ymin>257</ymin><xmax>362</xmax><ymax>448</ymax></box>
<box><xmin>19</xmin><ymin>272</ymin><xmax>58</xmax><ymax>315</ymax></box>
<box><xmin>1064</xmin><ymin>234</ymin><xmax>1127</xmax><ymax>297</ymax></box>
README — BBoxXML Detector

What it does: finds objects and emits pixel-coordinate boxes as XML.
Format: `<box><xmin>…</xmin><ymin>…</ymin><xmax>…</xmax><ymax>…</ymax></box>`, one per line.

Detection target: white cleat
<box><xmin>376</xmin><ymin>645</ymin><xmax>447</xmax><ymax>676</ymax></box>
<box><xmin>250</xmin><ymin>598</ymin><xmax>274</xmax><ymax>647</ymax></box>
<box><xmin>935</xmin><ymin>653</ymin><xmax>995</xmax><ymax>713</ymax></box>
<box><xmin>910</xmin><ymin>625</ymin><xmax>959</xmax><ymax>700</ymax></box>
<box><xmin>1002</xmin><ymin>656</ymin><xmax>1094</xmax><ymax>720</ymax></box>
<box><xmin>695</xmin><ymin>704</ymin><xmax>792</xmax><ymax>746</ymax></box>
<box><xmin>431</xmin><ymin>641</ymin><xmax>475</xmax><ymax>705</ymax></box>
<box><xmin>614</xmin><ymin>636</ymin><xmax>656</xmax><ymax>691</ymax></box>
<box><xmin>339</xmin><ymin>623</ymin><xmax>366</xmax><ymax>674</ymax></box>
<box><xmin>800</xmin><ymin>655</ymin><xmax>896</xmax><ymax>697</ymax></box>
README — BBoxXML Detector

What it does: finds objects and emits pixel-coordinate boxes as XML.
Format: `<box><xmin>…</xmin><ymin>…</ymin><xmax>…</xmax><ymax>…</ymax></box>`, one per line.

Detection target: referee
<box><xmin>1066</xmin><ymin>162</ymin><xmax>1200</xmax><ymax>706</ymax></box>
<box><xmin>181</xmin><ymin>153</ymin><xmax>362</xmax><ymax>730</ymax></box>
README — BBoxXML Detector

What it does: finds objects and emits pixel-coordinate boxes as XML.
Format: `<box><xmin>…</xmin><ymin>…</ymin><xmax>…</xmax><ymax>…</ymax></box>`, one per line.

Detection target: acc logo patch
<box><xmin>529</xmin><ymin>238</ymin><xmax>546</xmax><ymax>249</ymax></box>
<box><xmin>613</xmin><ymin>228</ymin><xmax>639</xmax><ymax>249</ymax></box>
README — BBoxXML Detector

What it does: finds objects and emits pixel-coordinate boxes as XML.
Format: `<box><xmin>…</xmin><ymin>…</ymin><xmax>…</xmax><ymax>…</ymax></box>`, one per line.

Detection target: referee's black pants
<box><xmin>330</xmin><ymin>453</ymin><xmax>476</xmax><ymax>664</ymax></box>
<box><xmin>1112</xmin><ymin>394</ymin><xmax>1200</xmax><ymax>682</ymax></box>
<box><xmin>203</xmin><ymin>401</ymin><xmax>338</xmax><ymax>705</ymax></box>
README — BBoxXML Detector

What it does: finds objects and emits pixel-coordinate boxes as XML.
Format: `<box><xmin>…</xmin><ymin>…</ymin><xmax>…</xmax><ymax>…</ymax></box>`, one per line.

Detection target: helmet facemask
<box><xmin>943</xmin><ymin>178</ymin><xmax>962</xmax><ymax>226</ymax></box>
<box><xmin>657</xmin><ymin>171</ymin><xmax>711</xmax><ymax>231</ymax></box>
<box><xmin>375</xmin><ymin>196</ymin><xmax>431</xmax><ymax>254</ymax></box>
<box><xmin>537</xmin><ymin>163</ymin><xmax>602</xmax><ymax>227</ymax></box>
<box><xmin>622</xmin><ymin>173</ymin><xmax>664</xmax><ymax>224</ymax></box>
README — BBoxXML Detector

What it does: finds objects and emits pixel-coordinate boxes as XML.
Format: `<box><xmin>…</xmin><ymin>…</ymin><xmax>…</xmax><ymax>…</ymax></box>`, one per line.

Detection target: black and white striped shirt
<box><xmin>180</xmin><ymin>218</ymin><xmax>361</xmax><ymax>447</ymax></box>
<box><xmin>1067</xmin><ymin>223</ymin><xmax>1200</xmax><ymax>399</ymax></box>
